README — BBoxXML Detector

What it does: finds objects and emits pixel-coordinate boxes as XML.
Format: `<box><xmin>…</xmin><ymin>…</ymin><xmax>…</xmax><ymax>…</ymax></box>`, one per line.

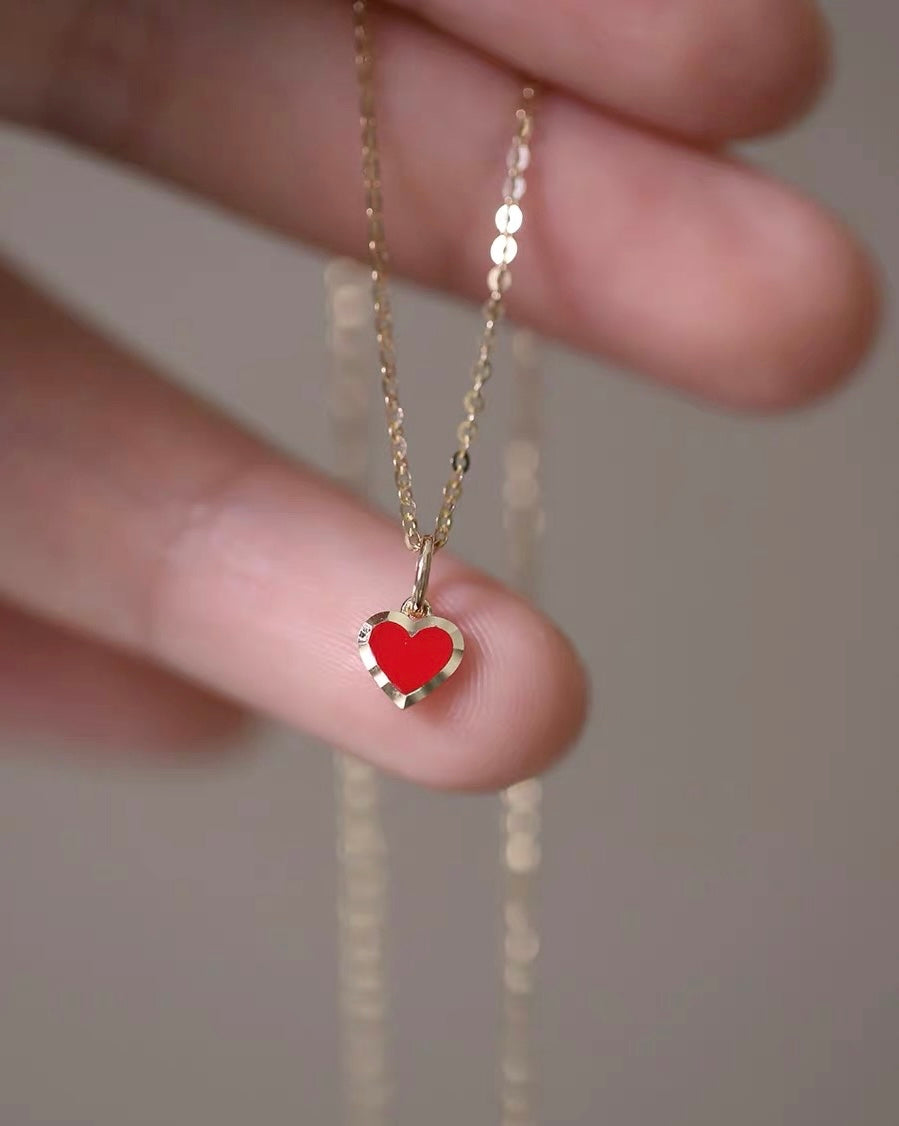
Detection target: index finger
<box><xmin>0</xmin><ymin>265</ymin><xmax>587</xmax><ymax>790</ymax></box>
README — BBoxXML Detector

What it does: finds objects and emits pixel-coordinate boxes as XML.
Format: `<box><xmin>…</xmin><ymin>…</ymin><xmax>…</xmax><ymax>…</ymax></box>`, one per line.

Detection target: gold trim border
<box><xmin>358</xmin><ymin>609</ymin><xmax>465</xmax><ymax>710</ymax></box>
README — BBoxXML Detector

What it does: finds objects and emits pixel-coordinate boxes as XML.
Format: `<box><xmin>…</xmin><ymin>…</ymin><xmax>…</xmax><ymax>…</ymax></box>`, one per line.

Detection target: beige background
<box><xmin>0</xmin><ymin>1</ymin><xmax>897</xmax><ymax>1123</ymax></box>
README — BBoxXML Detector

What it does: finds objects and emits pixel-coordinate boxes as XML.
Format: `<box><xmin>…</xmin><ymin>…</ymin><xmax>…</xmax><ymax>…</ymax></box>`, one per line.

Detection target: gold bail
<box><xmin>406</xmin><ymin>535</ymin><xmax>434</xmax><ymax>618</ymax></box>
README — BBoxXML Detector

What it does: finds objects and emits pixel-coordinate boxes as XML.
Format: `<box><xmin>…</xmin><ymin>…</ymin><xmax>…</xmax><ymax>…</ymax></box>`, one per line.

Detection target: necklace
<box><xmin>352</xmin><ymin>0</ymin><xmax>537</xmax><ymax>708</ymax></box>
<box><xmin>327</xmin><ymin>257</ymin><xmax>545</xmax><ymax>1122</ymax></box>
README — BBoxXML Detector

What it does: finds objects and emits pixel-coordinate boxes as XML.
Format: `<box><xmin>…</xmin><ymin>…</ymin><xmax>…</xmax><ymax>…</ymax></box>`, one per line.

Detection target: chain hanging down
<box><xmin>353</xmin><ymin>0</ymin><xmax>536</xmax><ymax>551</ymax></box>
<box><xmin>354</xmin><ymin>0</ymin><xmax>539</xmax><ymax>708</ymax></box>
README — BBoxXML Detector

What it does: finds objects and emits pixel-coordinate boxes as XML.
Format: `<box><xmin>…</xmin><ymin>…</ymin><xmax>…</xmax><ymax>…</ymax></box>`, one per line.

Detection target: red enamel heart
<box><xmin>358</xmin><ymin>610</ymin><xmax>464</xmax><ymax>708</ymax></box>
<box><xmin>369</xmin><ymin>620</ymin><xmax>453</xmax><ymax>694</ymax></box>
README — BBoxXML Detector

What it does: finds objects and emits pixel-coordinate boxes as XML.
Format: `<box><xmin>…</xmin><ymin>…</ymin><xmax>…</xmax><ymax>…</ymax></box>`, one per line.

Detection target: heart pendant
<box><xmin>358</xmin><ymin>609</ymin><xmax>464</xmax><ymax>709</ymax></box>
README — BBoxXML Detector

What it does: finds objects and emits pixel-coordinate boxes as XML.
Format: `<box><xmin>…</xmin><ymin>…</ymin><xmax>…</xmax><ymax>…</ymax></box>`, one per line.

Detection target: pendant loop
<box><xmin>406</xmin><ymin>535</ymin><xmax>434</xmax><ymax>618</ymax></box>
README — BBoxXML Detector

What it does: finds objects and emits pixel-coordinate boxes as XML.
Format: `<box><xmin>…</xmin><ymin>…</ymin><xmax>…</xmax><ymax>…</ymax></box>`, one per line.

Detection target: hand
<box><xmin>0</xmin><ymin>0</ymin><xmax>879</xmax><ymax>788</ymax></box>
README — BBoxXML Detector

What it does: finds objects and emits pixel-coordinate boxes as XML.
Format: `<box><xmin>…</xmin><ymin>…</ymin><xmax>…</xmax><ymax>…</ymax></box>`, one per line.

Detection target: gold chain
<box><xmin>328</xmin><ymin>264</ymin><xmax>546</xmax><ymax>1122</ymax></box>
<box><xmin>352</xmin><ymin>0</ymin><xmax>536</xmax><ymax>551</ymax></box>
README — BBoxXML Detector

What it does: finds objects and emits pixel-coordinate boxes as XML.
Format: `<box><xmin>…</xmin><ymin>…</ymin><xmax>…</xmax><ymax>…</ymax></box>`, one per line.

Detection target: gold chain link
<box><xmin>352</xmin><ymin>0</ymin><xmax>536</xmax><ymax>551</ymax></box>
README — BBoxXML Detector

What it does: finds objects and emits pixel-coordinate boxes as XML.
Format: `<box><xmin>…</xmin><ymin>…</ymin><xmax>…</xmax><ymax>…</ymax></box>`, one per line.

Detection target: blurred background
<box><xmin>0</xmin><ymin>2</ymin><xmax>896</xmax><ymax>1124</ymax></box>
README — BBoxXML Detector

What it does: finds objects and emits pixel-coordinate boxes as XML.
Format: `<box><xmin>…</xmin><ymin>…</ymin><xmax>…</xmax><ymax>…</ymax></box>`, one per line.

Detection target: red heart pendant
<box><xmin>358</xmin><ymin>609</ymin><xmax>464</xmax><ymax>709</ymax></box>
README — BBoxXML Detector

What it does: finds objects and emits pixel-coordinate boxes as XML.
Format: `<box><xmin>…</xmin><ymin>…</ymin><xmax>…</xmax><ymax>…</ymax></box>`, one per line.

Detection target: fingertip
<box><xmin>772</xmin><ymin>223</ymin><xmax>881</xmax><ymax>410</ymax></box>
<box><xmin>681</xmin><ymin>0</ymin><xmax>833</xmax><ymax>141</ymax></box>
<box><xmin>772</xmin><ymin>0</ymin><xmax>834</xmax><ymax>133</ymax></box>
<box><xmin>710</xmin><ymin>196</ymin><xmax>882</xmax><ymax>411</ymax></box>
<box><xmin>396</xmin><ymin>574</ymin><xmax>589</xmax><ymax>791</ymax></box>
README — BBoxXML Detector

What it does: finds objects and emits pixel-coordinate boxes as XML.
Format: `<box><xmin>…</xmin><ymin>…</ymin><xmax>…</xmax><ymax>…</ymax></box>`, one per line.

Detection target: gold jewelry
<box><xmin>352</xmin><ymin>0</ymin><xmax>537</xmax><ymax>706</ymax></box>
<box><xmin>328</xmin><ymin>262</ymin><xmax>545</xmax><ymax>1122</ymax></box>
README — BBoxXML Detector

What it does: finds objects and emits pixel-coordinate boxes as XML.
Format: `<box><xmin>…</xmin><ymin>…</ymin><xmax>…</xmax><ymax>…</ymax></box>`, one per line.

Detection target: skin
<box><xmin>0</xmin><ymin>0</ymin><xmax>881</xmax><ymax>788</ymax></box>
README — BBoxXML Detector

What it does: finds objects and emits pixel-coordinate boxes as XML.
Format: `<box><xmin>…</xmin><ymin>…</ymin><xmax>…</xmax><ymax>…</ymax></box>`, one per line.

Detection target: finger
<box><xmin>0</xmin><ymin>600</ymin><xmax>248</xmax><ymax>753</ymax></box>
<box><xmin>2</xmin><ymin>1</ymin><xmax>879</xmax><ymax>408</ymax></box>
<box><xmin>400</xmin><ymin>0</ymin><xmax>831</xmax><ymax>141</ymax></box>
<box><xmin>1</xmin><ymin>0</ymin><xmax>829</xmax><ymax>144</ymax></box>
<box><xmin>0</xmin><ymin>265</ymin><xmax>587</xmax><ymax>790</ymax></box>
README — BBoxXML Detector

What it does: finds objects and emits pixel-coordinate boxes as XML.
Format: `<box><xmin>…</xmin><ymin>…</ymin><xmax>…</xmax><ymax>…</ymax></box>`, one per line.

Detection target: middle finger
<box><xmin>2</xmin><ymin>0</ymin><xmax>877</xmax><ymax>407</ymax></box>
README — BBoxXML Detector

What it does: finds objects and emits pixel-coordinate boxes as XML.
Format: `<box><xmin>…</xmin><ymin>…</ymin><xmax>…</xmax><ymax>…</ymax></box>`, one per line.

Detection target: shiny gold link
<box><xmin>353</xmin><ymin>0</ymin><xmax>536</xmax><ymax>552</ymax></box>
